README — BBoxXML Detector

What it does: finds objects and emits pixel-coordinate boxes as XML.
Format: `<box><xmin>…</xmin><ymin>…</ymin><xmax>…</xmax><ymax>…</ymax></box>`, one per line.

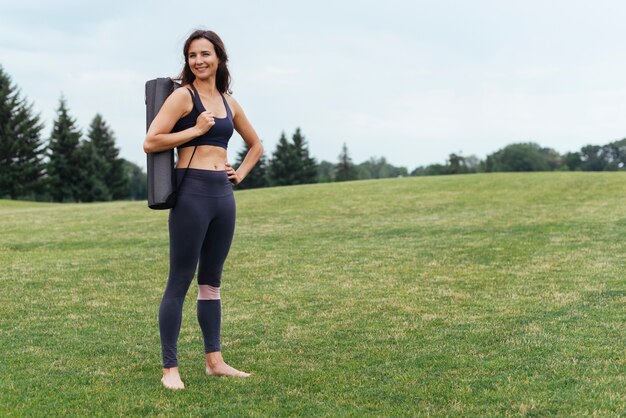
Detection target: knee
<box><xmin>197</xmin><ymin>267</ymin><xmax>222</xmax><ymax>289</ymax></box>
<box><xmin>197</xmin><ymin>284</ymin><xmax>220</xmax><ymax>300</ymax></box>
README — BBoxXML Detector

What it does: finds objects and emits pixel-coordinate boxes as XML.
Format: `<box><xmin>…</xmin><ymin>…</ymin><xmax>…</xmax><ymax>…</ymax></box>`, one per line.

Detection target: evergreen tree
<box><xmin>317</xmin><ymin>160</ymin><xmax>335</xmax><ymax>183</ymax></box>
<box><xmin>88</xmin><ymin>114</ymin><xmax>130</xmax><ymax>199</ymax></box>
<box><xmin>47</xmin><ymin>96</ymin><xmax>82</xmax><ymax>202</ymax></box>
<box><xmin>122</xmin><ymin>159</ymin><xmax>147</xmax><ymax>200</ymax></box>
<box><xmin>334</xmin><ymin>143</ymin><xmax>357</xmax><ymax>181</ymax></box>
<box><xmin>0</xmin><ymin>65</ymin><xmax>45</xmax><ymax>199</ymax></box>
<box><xmin>291</xmin><ymin>127</ymin><xmax>317</xmax><ymax>184</ymax></box>
<box><xmin>76</xmin><ymin>140</ymin><xmax>110</xmax><ymax>202</ymax></box>
<box><xmin>233</xmin><ymin>145</ymin><xmax>269</xmax><ymax>189</ymax></box>
<box><xmin>268</xmin><ymin>132</ymin><xmax>300</xmax><ymax>186</ymax></box>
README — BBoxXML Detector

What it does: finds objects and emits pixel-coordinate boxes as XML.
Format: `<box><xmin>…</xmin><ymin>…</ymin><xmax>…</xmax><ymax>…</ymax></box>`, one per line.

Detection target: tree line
<box><xmin>410</xmin><ymin>140</ymin><xmax>626</xmax><ymax>176</ymax></box>
<box><xmin>0</xmin><ymin>65</ymin><xmax>146</xmax><ymax>202</ymax></box>
<box><xmin>4</xmin><ymin>64</ymin><xmax>626</xmax><ymax>201</ymax></box>
<box><xmin>234</xmin><ymin>136</ymin><xmax>626</xmax><ymax>189</ymax></box>
<box><xmin>233</xmin><ymin>135</ymin><xmax>409</xmax><ymax>189</ymax></box>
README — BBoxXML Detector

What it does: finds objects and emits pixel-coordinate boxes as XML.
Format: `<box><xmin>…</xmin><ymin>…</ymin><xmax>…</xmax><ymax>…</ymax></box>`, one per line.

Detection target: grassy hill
<box><xmin>0</xmin><ymin>172</ymin><xmax>624</xmax><ymax>416</ymax></box>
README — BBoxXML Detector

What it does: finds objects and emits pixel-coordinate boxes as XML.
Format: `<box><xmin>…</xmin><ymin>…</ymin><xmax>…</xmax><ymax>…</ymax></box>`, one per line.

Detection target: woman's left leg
<box><xmin>196</xmin><ymin>193</ymin><xmax>249</xmax><ymax>377</ymax></box>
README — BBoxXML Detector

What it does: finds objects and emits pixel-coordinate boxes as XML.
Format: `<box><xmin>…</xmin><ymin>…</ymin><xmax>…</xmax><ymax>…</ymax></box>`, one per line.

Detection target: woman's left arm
<box><xmin>225</xmin><ymin>96</ymin><xmax>264</xmax><ymax>185</ymax></box>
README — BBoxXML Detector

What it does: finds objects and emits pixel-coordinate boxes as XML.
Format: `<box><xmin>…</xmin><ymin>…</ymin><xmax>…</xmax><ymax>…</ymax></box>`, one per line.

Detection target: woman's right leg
<box><xmin>159</xmin><ymin>193</ymin><xmax>210</xmax><ymax>373</ymax></box>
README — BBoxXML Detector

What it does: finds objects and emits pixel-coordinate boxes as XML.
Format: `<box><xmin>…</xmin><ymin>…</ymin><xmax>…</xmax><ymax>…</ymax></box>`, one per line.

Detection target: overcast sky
<box><xmin>2</xmin><ymin>0</ymin><xmax>626</xmax><ymax>170</ymax></box>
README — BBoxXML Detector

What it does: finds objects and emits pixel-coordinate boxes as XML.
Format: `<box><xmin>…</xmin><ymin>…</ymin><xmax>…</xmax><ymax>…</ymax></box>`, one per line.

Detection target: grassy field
<box><xmin>0</xmin><ymin>172</ymin><xmax>624</xmax><ymax>416</ymax></box>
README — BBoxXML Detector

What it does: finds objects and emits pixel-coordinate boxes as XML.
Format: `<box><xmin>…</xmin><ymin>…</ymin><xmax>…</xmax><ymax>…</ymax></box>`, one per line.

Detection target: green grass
<box><xmin>0</xmin><ymin>172</ymin><xmax>624</xmax><ymax>416</ymax></box>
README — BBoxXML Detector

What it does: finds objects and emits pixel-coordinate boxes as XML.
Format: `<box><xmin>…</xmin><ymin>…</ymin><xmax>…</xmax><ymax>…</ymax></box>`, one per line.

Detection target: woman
<box><xmin>144</xmin><ymin>29</ymin><xmax>263</xmax><ymax>390</ymax></box>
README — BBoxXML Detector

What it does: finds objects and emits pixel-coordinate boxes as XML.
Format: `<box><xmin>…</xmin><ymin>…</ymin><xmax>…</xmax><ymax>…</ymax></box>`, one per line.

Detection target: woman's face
<box><xmin>187</xmin><ymin>38</ymin><xmax>220</xmax><ymax>80</ymax></box>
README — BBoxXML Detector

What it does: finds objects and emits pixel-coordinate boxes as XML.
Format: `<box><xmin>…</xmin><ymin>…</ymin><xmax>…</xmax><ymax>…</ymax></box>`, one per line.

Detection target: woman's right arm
<box><xmin>143</xmin><ymin>88</ymin><xmax>213</xmax><ymax>153</ymax></box>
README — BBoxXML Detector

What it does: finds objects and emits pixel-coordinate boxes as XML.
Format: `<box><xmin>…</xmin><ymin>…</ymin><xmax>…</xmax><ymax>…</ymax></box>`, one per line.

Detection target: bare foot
<box><xmin>206</xmin><ymin>352</ymin><xmax>251</xmax><ymax>377</ymax></box>
<box><xmin>206</xmin><ymin>361</ymin><xmax>251</xmax><ymax>378</ymax></box>
<box><xmin>161</xmin><ymin>367</ymin><xmax>185</xmax><ymax>390</ymax></box>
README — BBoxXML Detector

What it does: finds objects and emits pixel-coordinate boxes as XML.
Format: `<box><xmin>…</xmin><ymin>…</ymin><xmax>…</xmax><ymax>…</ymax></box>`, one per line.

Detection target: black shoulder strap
<box><xmin>177</xmin><ymin>86</ymin><xmax>200</xmax><ymax>190</ymax></box>
<box><xmin>188</xmin><ymin>84</ymin><xmax>206</xmax><ymax>112</ymax></box>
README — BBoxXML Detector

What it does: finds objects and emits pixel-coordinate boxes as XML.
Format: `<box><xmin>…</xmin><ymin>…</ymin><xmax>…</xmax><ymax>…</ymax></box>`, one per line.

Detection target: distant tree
<box><xmin>317</xmin><ymin>160</ymin><xmax>334</xmax><ymax>183</ymax></box>
<box><xmin>76</xmin><ymin>140</ymin><xmax>110</xmax><ymax>202</ymax></box>
<box><xmin>334</xmin><ymin>143</ymin><xmax>357</xmax><ymax>182</ymax></box>
<box><xmin>291</xmin><ymin>127</ymin><xmax>318</xmax><ymax>184</ymax></box>
<box><xmin>47</xmin><ymin>96</ymin><xmax>83</xmax><ymax>202</ymax></box>
<box><xmin>602</xmin><ymin>138</ymin><xmax>626</xmax><ymax>170</ymax></box>
<box><xmin>268</xmin><ymin>132</ymin><xmax>300</xmax><ymax>186</ymax></box>
<box><xmin>447</xmin><ymin>153</ymin><xmax>467</xmax><ymax>174</ymax></box>
<box><xmin>410</xmin><ymin>166</ymin><xmax>425</xmax><ymax>176</ymax></box>
<box><xmin>0</xmin><ymin>65</ymin><xmax>46</xmax><ymax>199</ymax></box>
<box><xmin>233</xmin><ymin>145</ymin><xmax>269</xmax><ymax>189</ymax></box>
<box><xmin>424</xmin><ymin>163</ymin><xmax>448</xmax><ymax>175</ymax></box>
<box><xmin>486</xmin><ymin>142</ymin><xmax>551</xmax><ymax>172</ymax></box>
<box><xmin>358</xmin><ymin>157</ymin><xmax>407</xmax><ymax>179</ymax></box>
<box><xmin>88</xmin><ymin>114</ymin><xmax>129</xmax><ymax>199</ymax></box>
<box><xmin>122</xmin><ymin>160</ymin><xmax>147</xmax><ymax>200</ymax></box>
<box><xmin>464</xmin><ymin>155</ymin><xmax>484</xmax><ymax>173</ymax></box>
<box><xmin>563</xmin><ymin>151</ymin><xmax>583</xmax><ymax>171</ymax></box>
<box><xmin>541</xmin><ymin>147</ymin><xmax>563</xmax><ymax>171</ymax></box>
<box><xmin>579</xmin><ymin>145</ymin><xmax>608</xmax><ymax>171</ymax></box>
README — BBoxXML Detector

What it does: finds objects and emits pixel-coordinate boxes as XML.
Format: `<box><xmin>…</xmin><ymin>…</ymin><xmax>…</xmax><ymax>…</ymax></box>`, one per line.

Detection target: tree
<box><xmin>317</xmin><ymin>160</ymin><xmax>335</xmax><ymax>183</ymax></box>
<box><xmin>357</xmin><ymin>157</ymin><xmax>406</xmax><ymax>179</ymax></box>
<box><xmin>334</xmin><ymin>143</ymin><xmax>357</xmax><ymax>181</ymax></box>
<box><xmin>88</xmin><ymin>114</ymin><xmax>129</xmax><ymax>199</ymax></box>
<box><xmin>485</xmin><ymin>143</ymin><xmax>551</xmax><ymax>172</ymax></box>
<box><xmin>122</xmin><ymin>159</ymin><xmax>147</xmax><ymax>200</ymax></box>
<box><xmin>291</xmin><ymin>127</ymin><xmax>318</xmax><ymax>184</ymax></box>
<box><xmin>76</xmin><ymin>140</ymin><xmax>110</xmax><ymax>202</ymax></box>
<box><xmin>464</xmin><ymin>155</ymin><xmax>484</xmax><ymax>173</ymax></box>
<box><xmin>563</xmin><ymin>151</ymin><xmax>582</xmax><ymax>171</ymax></box>
<box><xmin>447</xmin><ymin>153</ymin><xmax>467</xmax><ymax>174</ymax></box>
<box><xmin>602</xmin><ymin>138</ymin><xmax>626</xmax><ymax>170</ymax></box>
<box><xmin>268</xmin><ymin>131</ymin><xmax>300</xmax><ymax>186</ymax></box>
<box><xmin>0</xmin><ymin>65</ymin><xmax>46</xmax><ymax>199</ymax></box>
<box><xmin>579</xmin><ymin>145</ymin><xmax>608</xmax><ymax>171</ymax></box>
<box><xmin>233</xmin><ymin>145</ymin><xmax>269</xmax><ymax>189</ymax></box>
<box><xmin>47</xmin><ymin>96</ymin><xmax>83</xmax><ymax>202</ymax></box>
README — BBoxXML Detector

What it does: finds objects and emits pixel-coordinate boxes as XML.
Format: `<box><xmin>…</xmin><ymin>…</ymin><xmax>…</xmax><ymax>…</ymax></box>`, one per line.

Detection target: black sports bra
<box><xmin>173</xmin><ymin>85</ymin><xmax>234</xmax><ymax>149</ymax></box>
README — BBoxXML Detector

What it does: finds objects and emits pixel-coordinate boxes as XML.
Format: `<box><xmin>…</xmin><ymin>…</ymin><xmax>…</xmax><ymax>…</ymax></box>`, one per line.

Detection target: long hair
<box><xmin>178</xmin><ymin>30</ymin><xmax>232</xmax><ymax>94</ymax></box>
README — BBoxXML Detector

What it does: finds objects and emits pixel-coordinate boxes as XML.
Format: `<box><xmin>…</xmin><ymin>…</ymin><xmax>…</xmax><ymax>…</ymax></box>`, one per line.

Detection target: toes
<box><xmin>161</xmin><ymin>376</ymin><xmax>185</xmax><ymax>390</ymax></box>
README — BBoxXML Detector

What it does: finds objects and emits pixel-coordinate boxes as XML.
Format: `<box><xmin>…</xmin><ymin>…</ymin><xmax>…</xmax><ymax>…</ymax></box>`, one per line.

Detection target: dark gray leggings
<box><xmin>159</xmin><ymin>168</ymin><xmax>236</xmax><ymax>368</ymax></box>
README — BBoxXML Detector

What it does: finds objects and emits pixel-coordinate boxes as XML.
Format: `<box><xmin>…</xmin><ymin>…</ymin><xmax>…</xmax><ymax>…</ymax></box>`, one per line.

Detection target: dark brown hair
<box><xmin>178</xmin><ymin>30</ymin><xmax>232</xmax><ymax>94</ymax></box>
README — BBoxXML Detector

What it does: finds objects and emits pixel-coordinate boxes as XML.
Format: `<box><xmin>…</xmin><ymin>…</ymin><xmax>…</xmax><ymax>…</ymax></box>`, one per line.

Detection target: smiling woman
<box><xmin>143</xmin><ymin>29</ymin><xmax>264</xmax><ymax>390</ymax></box>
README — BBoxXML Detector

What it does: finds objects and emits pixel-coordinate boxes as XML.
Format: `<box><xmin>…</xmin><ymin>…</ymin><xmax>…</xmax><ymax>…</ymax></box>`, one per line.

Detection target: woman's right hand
<box><xmin>194</xmin><ymin>111</ymin><xmax>215</xmax><ymax>136</ymax></box>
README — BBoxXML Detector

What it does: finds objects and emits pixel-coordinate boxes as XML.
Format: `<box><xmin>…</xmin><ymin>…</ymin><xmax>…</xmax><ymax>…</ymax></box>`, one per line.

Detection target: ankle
<box><xmin>206</xmin><ymin>353</ymin><xmax>224</xmax><ymax>368</ymax></box>
<box><xmin>163</xmin><ymin>367</ymin><xmax>180</xmax><ymax>375</ymax></box>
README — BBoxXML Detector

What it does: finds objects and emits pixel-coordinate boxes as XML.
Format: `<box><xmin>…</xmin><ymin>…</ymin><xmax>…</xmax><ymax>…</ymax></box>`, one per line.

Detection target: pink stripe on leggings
<box><xmin>197</xmin><ymin>285</ymin><xmax>220</xmax><ymax>300</ymax></box>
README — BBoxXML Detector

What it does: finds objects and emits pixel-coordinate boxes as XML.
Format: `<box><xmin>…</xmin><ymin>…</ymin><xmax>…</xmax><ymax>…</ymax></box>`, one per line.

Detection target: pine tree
<box><xmin>123</xmin><ymin>160</ymin><xmax>147</xmax><ymax>200</ymax></box>
<box><xmin>47</xmin><ymin>96</ymin><xmax>82</xmax><ymax>202</ymax></box>
<box><xmin>0</xmin><ymin>65</ymin><xmax>45</xmax><ymax>199</ymax></box>
<box><xmin>334</xmin><ymin>143</ymin><xmax>357</xmax><ymax>182</ymax></box>
<box><xmin>291</xmin><ymin>127</ymin><xmax>318</xmax><ymax>184</ymax></box>
<box><xmin>87</xmin><ymin>114</ymin><xmax>129</xmax><ymax>200</ymax></box>
<box><xmin>268</xmin><ymin>132</ymin><xmax>300</xmax><ymax>186</ymax></box>
<box><xmin>233</xmin><ymin>145</ymin><xmax>268</xmax><ymax>189</ymax></box>
<box><xmin>76</xmin><ymin>140</ymin><xmax>110</xmax><ymax>202</ymax></box>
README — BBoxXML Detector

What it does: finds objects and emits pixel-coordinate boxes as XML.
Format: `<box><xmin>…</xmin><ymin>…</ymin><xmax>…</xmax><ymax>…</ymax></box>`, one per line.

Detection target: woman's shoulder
<box><xmin>174</xmin><ymin>84</ymin><xmax>195</xmax><ymax>98</ymax></box>
<box><xmin>223</xmin><ymin>93</ymin><xmax>242</xmax><ymax>113</ymax></box>
<box><xmin>161</xmin><ymin>84</ymin><xmax>194</xmax><ymax>117</ymax></box>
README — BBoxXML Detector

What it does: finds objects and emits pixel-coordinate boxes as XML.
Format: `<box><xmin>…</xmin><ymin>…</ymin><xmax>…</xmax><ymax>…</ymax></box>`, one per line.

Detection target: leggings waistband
<box><xmin>176</xmin><ymin>168</ymin><xmax>233</xmax><ymax>197</ymax></box>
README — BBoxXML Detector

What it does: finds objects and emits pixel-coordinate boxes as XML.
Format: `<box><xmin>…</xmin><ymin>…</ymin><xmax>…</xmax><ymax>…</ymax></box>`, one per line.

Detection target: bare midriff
<box><xmin>176</xmin><ymin>145</ymin><xmax>227</xmax><ymax>171</ymax></box>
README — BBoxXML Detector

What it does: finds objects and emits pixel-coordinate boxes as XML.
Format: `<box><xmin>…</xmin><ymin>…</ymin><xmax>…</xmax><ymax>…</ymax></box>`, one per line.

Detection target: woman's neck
<box><xmin>193</xmin><ymin>78</ymin><xmax>218</xmax><ymax>96</ymax></box>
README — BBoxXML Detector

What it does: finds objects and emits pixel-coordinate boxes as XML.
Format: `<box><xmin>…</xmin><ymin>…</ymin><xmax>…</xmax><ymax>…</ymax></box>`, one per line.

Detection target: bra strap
<box><xmin>188</xmin><ymin>84</ymin><xmax>206</xmax><ymax>112</ymax></box>
<box><xmin>220</xmin><ymin>93</ymin><xmax>233</xmax><ymax>120</ymax></box>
